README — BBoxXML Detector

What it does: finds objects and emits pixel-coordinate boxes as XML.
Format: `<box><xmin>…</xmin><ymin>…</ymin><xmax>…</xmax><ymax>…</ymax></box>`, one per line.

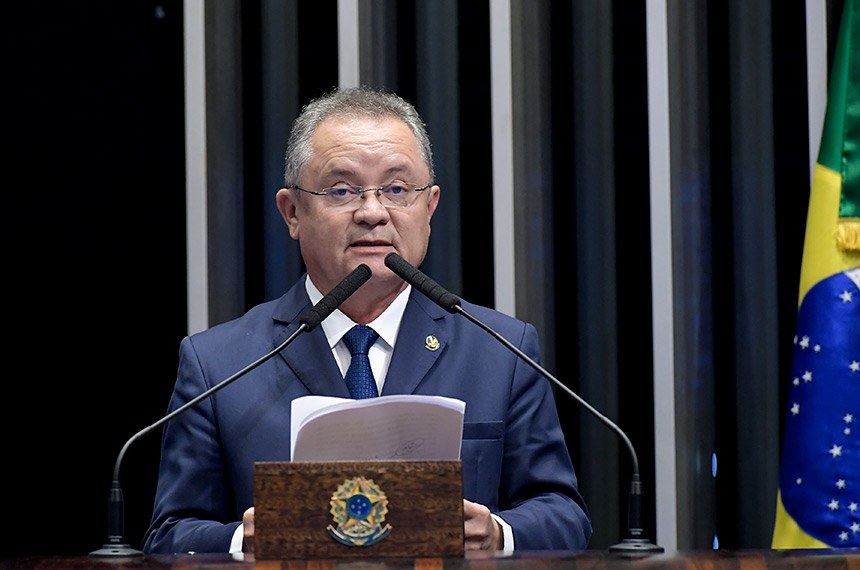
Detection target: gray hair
<box><xmin>283</xmin><ymin>86</ymin><xmax>435</xmax><ymax>188</ymax></box>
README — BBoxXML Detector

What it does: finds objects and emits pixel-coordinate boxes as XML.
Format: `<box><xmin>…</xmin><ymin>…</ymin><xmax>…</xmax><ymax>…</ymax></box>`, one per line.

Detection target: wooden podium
<box><xmin>253</xmin><ymin>460</ymin><xmax>464</xmax><ymax>559</ymax></box>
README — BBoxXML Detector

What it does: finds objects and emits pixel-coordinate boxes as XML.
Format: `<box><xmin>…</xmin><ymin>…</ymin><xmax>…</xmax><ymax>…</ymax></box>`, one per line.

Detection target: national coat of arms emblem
<box><xmin>327</xmin><ymin>476</ymin><xmax>392</xmax><ymax>546</ymax></box>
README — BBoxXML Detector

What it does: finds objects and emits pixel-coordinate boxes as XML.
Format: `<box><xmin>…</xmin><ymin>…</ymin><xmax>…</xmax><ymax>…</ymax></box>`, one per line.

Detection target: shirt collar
<box><xmin>305</xmin><ymin>274</ymin><xmax>410</xmax><ymax>350</ymax></box>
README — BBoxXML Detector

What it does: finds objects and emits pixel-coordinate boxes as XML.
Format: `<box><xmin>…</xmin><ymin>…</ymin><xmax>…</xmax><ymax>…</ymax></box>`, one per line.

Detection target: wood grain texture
<box><xmin>254</xmin><ymin>460</ymin><xmax>465</xmax><ymax>559</ymax></box>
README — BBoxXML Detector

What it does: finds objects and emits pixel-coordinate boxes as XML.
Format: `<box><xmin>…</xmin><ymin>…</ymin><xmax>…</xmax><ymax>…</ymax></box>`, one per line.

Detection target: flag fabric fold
<box><xmin>772</xmin><ymin>0</ymin><xmax>860</xmax><ymax>549</ymax></box>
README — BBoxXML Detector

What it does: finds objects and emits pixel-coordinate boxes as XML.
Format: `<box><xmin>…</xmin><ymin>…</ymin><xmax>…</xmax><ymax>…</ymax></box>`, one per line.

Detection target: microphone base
<box><xmin>608</xmin><ymin>537</ymin><xmax>665</xmax><ymax>557</ymax></box>
<box><xmin>89</xmin><ymin>543</ymin><xmax>145</xmax><ymax>558</ymax></box>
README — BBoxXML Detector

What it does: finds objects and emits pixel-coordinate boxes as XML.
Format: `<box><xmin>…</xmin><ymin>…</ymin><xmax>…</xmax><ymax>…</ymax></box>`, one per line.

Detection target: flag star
<box><xmin>840</xmin><ymin>531</ymin><xmax>849</xmax><ymax>541</ymax></box>
<box><xmin>850</xmin><ymin>361</ymin><xmax>860</xmax><ymax>373</ymax></box>
<box><xmin>837</xmin><ymin>479</ymin><xmax>846</xmax><ymax>489</ymax></box>
<box><xmin>791</xmin><ymin>403</ymin><xmax>800</xmax><ymax>415</ymax></box>
<box><xmin>799</xmin><ymin>336</ymin><xmax>811</xmax><ymax>349</ymax></box>
<box><xmin>840</xmin><ymin>290</ymin><xmax>853</xmax><ymax>303</ymax></box>
<box><xmin>803</xmin><ymin>371</ymin><xmax>813</xmax><ymax>382</ymax></box>
<box><xmin>830</xmin><ymin>445</ymin><xmax>843</xmax><ymax>458</ymax></box>
<box><xmin>814</xmin><ymin>344</ymin><xmax>821</xmax><ymax>352</ymax></box>
<box><xmin>851</xmin><ymin>503</ymin><xmax>859</xmax><ymax>512</ymax></box>
<box><xmin>846</xmin><ymin>414</ymin><xmax>855</xmax><ymax>423</ymax></box>
<box><xmin>796</xmin><ymin>478</ymin><xmax>803</xmax><ymax>485</ymax></box>
<box><xmin>793</xmin><ymin>335</ymin><xmax>798</xmax><ymax>345</ymax></box>
<box><xmin>846</xmin><ymin>428</ymin><xmax>852</xmax><ymax>435</ymax></box>
<box><xmin>793</xmin><ymin>377</ymin><xmax>800</xmax><ymax>386</ymax></box>
<box><xmin>829</xmin><ymin>499</ymin><xmax>840</xmax><ymax>510</ymax></box>
<box><xmin>853</xmin><ymin>522</ymin><xmax>860</xmax><ymax>533</ymax></box>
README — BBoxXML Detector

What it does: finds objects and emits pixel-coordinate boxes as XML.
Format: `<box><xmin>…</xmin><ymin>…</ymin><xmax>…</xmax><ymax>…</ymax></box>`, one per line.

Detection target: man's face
<box><xmin>277</xmin><ymin>115</ymin><xmax>440</xmax><ymax>294</ymax></box>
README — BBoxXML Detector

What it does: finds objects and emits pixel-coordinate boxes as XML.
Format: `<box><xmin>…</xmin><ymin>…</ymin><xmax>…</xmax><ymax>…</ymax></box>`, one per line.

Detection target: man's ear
<box><xmin>426</xmin><ymin>184</ymin><xmax>441</xmax><ymax>221</ymax></box>
<box><xmin>276</xmin><ymin>188</ymin><xmax>300</xmax><ymax>240</ymax></box>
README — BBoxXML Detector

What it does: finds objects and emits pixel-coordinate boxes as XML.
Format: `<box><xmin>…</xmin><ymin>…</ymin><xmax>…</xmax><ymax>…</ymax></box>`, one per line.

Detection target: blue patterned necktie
<box><xmin>342</xmin><ymin>325</ymin><xmax>379</xmax><ymax>399</ymax></box>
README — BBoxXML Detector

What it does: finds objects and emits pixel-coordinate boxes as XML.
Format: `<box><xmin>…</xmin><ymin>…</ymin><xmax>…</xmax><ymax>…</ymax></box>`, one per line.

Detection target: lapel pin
<box><xmin>425</xmin><ymin>335</ymin><xmax>440</xmax><ymax>351</ymax></box>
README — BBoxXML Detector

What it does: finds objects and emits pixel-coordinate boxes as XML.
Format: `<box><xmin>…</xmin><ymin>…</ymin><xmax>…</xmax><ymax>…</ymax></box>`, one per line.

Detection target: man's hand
<box><xmin>462</xmin><ymin>499</ymin><xmax>502</xmax><ymax>550</ymax></box>
<box><xmin>242</xmin><ymin>507</ymin><xmax>255</xmax><ymax>553</ymax></box>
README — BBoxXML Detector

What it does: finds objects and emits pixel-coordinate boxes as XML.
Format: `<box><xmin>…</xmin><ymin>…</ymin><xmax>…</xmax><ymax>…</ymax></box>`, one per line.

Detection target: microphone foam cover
<box><xmin>300</xmin><ymin>264</ymin><xmax>372</xmax><ymax>330</ymax></box>
<box><xmin>385</xmin><ymin>253</ymin><xmax>460</xmax><ymax>313</ymax></box>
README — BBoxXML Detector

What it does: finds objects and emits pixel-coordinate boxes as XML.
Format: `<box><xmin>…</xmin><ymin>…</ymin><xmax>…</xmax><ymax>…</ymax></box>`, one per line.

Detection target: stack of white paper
<box><xmin>290</xmin><ymin>394</ymin><xmax>466</xmax><ymax>462</ymax></box>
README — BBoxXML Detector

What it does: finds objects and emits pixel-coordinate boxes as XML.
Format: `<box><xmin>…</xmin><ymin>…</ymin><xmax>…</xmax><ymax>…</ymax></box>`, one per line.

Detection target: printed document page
<box><xmin>290</xmin><ymin>394</ymin><xmax>465</xmax><ymax>462</ymax></box>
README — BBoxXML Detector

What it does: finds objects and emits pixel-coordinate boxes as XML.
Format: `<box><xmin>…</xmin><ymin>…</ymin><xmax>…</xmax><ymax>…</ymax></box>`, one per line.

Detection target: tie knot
<box><xmin>342</xmin><ymin>325</ymin><xmax>378</xmax><ymax>356</ymax></box>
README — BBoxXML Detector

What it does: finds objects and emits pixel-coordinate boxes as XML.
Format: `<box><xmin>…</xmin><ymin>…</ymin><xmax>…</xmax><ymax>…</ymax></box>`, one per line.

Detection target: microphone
<box><xmin>90</xmin><ymin>264</ymin><xmax>372</xmax><ymax>557</ymax></box>
<box><xmin>384</xmin><ymin>252</ymin><xmax>663</xmax><ymax>556</ymax></box>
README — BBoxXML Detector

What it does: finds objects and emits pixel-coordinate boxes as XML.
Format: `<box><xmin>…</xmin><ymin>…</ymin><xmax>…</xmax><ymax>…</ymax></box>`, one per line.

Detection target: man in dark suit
<box><xmin>143</xmin><ymin>86</ymin><xmax>591</xmax><ymax>554</ymax></box>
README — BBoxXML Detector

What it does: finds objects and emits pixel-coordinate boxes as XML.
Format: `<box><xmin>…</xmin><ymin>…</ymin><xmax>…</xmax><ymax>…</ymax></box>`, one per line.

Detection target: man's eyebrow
<box><xmin>324</xmin><ymin>167</ymin><xmax>357</xmax><ymax>178</ymax></box>
<box><xmin>323</xmin><ymin>165</ymin><xmax>414</xmax><ymax>181</ymax></box>
<box><xmin>376</xmin><ymin>166</ymin><xmax>415</xmax><ymax>180</ymax></box>
<box><xmin>385</xmin><ymin>166</ymin><xmax>410</xmax><ymax>176</ymax></box>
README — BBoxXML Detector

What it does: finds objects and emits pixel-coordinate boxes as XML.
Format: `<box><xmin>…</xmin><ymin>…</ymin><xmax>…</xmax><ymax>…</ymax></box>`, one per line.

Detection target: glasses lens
<box><xmin>326</xmin><ymin>185</ymin><xmax>360</xmax><ymax>206</ymax></box>
<box><xmin>321</xmin><ymin>183</ymin><xmax>424</xmax><ymax>208</ymax></box>
<box><xmin>380</xmin><ymin>183</ymin><xmax>414</xmax><ymax>207</ymax></box>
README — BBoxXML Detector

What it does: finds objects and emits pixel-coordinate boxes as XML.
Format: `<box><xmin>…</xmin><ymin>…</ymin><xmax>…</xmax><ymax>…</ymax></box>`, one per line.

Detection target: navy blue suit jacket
<box><xmin>143</xmin><ymin>277</ymin><xmax>591</xmax><ymax>553</ymax></box>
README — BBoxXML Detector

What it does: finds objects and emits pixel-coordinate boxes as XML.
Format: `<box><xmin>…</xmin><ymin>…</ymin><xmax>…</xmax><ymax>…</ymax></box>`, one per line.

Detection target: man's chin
<box><xmin>366</xmin><ymin>269</ymin><xmax>409</xmax><ymax>293</ymax></box>
<box><xmin>349</xmin><ymin>252</ymin><xmax>391</xmax><ymax>272</ymax></box>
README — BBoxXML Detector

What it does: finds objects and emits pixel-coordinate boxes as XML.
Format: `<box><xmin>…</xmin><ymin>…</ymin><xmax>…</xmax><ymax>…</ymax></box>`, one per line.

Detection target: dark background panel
<box><xmin>4</xmin><ymin>1</ymin><xmax>186</xmax><ymax>559</ymax></box>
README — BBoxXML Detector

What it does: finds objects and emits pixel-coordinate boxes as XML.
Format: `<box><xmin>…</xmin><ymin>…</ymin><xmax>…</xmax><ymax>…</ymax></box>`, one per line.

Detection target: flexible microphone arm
<box><xmin>384</xmin><ymin>252</ymin><xmax>663</xmax><ymax>555</ymax></box>
<box><xmin>90</xmin><ymin>264</ymin><xmax>372</xmax><ymax>557</ymax></box>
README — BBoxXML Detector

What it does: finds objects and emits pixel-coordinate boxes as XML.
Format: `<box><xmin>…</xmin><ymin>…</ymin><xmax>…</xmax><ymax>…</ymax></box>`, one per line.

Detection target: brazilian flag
<box><xmin>772</xmin><ymin>0</ymin><xmax>860</xmax><ymax>548</ymax></box>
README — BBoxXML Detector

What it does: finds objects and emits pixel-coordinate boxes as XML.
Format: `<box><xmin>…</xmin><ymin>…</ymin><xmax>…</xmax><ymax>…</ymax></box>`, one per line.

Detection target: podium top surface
<box><xmin>5</xmin><ymin>549</ymin><xmax>860</xmax><ymax>569</ymax></box>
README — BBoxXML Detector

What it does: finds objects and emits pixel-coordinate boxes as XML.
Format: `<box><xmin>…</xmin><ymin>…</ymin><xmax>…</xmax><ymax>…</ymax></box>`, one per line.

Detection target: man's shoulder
<box><xmin>188</xmin><ymin>285</ymin><xmax>306</xmax><ymax>345</ymax></box>
<box><xmin>182</xmin><ymin>300</ymin><xmax>270</xmax><ymax>350</ymax></box>
<box><xmin>440</xmin><ymin>297</ymin><xmax>533</xmax><ymax>338</ymax></box>
<box><xmin>459</xmin><ymin>298</ymin><xmax>526</xmax><ymax>324</ymax></box>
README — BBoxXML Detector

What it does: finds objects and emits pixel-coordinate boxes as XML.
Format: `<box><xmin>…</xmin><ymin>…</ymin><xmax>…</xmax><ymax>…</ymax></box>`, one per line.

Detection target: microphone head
<box><xmin>299</xmin><ymin>264</ymin><xmax>372</xmax><ymax>330</ymax></box>
<box><xmin>330</xmin><ymin>263</ymin><xmax>372</xmax><ymax>303</ymax></box>
<box><xmin>384</xmin><ymin>252</ymin><xmax>418</xmax><ymax>280</ymax></box>
<box><xmin>384</xmin><ymin>252</ymin><xmax>460</xmax><ymax>313</ymax></box>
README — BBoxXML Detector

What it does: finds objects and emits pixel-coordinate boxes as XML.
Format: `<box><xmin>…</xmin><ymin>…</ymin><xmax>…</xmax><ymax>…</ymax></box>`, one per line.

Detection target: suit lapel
<box><xmin>271</xmin><ymin>277</ymin><xmax>352</xmax><ymax>398</ymax></box>
<box><xmin>270</xmin><ymin>280</ymin><xmax>451</xmax><ymax>398</ymax></box>
<box><xmin>381</xmin><ymin>290</ymin><xmax>449</xmax><ymax>396</ymax></box>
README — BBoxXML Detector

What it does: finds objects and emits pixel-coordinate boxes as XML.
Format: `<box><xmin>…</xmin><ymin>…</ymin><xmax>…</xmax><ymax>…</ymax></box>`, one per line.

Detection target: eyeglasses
<box><xmin>291</xmin><ymin>182</ymin><xmax>431</xmax><ymax>209</ymax></box>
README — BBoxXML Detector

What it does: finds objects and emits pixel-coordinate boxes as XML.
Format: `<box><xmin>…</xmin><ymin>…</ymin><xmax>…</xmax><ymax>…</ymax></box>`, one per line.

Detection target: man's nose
<box><xmin>352</xmin><ymin>189</ymin><xmax>390</xmax><ymax>220</ymax></box>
